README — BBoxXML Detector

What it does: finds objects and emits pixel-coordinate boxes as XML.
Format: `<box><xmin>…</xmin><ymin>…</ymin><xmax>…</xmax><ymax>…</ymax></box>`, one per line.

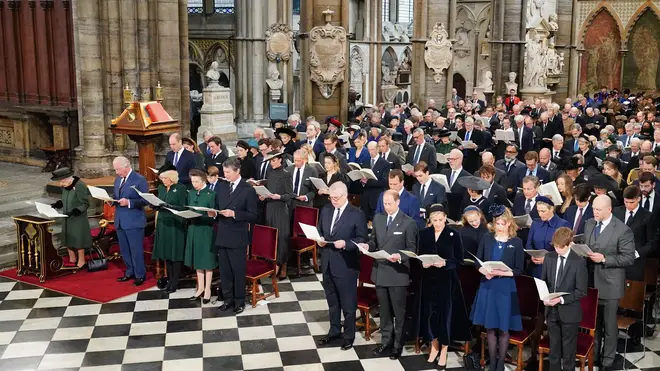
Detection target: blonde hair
<box><xmin>460</xmin><ymin>208</ymin><xmax>487</xmax><ymax>228</ymax></box>
<box><xmin>557</xmin><ymin>174</ymin><xmax>574</xmax><ymax>214</ymax></box>
<box><xmin>299</xmin><ymin>143</ymin><xmax>316</xmax><ymax>161</ymax></box>
<box><xmin>160</xmin><ymin>170</ymin><xmax>179</xmax><ymax>184</ymax></box>
<box><xmin>488</xmin><ymin>207</ymin><xmax>517</xmax><ymax>237</ymax></box>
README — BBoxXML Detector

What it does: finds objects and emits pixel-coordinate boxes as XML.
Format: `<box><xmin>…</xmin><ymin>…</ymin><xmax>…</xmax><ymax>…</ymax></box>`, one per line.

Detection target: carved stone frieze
<box><xmin>309</xmin><ymin>9</ymin><xmax>347</xmax><ymax>99</ymax></box>
<box><xmin>424</xmin><ymin>23</ymin><xmax>453</xmax><ymax>83</ymax></box>
<box><xmin>265</xmin><ymin>23</ymin><xmax>294</xmax><ymax>63</ymax></box>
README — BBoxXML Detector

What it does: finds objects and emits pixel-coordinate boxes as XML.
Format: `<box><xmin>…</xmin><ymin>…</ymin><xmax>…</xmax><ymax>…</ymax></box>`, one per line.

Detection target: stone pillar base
<box><xmin>236</xmin><ymin>120</ymin><xmax>271</xmax><ymax>140</ymax></box>
<box><xmin>519</xmin><ymin>87</ymin><xmax>551</xmax><ymax>102</ymax></box>
<box><xmin>198</xmin><ymin>86</ymin><xmax>237</xmax><ymax>143</ymax></box>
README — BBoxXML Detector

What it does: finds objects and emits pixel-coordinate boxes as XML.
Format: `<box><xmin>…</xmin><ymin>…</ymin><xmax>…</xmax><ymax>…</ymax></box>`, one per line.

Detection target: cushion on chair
<box><xmin>579</xmin><ymin>288</ymin><xmax>599</xmax><ymax>330</ymax></box>
<box><xmin>359</xmin><ymin>255</ymin><xmax>375</xmax><ymax>285</ymax></box>
<box><xmin>538</xmin><ymin>336</ymin><xmax>550</xmax><ymax>352</ymax></box>
<box><xmin>91</xmin><ymin>224</ymin><xmax>115</xmax><ymax>238</ymax></box>
<box><xmin>246</xmin><ymin>259</ymin><xmax>275</xmax><ymax>278</ymax></box>
<box><xmin>251</xmin><ymin>225</ymin><xmax>278</xmax><ymax>260</ymax></box>
<box><xmin>357</xmin><ymin>286</ymin><xmax>378</xmax><ymax>308</ymax></box>
<box><xmin>292</xmin><ymin>206</ymin><xmax>319</xmax><ymax>235</ymax></box>
<box><xmin>575</xmin><ymin>332</ymin><xmax>594</xmax><ymax>357</ymax></box>
<box><xmin>290</xmin><ymin>236</ymin><xmax>315</xmax><ymax>251</ymax></box>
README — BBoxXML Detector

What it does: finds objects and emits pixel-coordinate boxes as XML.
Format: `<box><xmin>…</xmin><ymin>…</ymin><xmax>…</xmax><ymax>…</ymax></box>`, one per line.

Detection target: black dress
<box><xmin>239</xmin><ymin>156</ymin><xmax>257</xmax><ymax>180</ymax></box>
<box><xmin>458</xmin><ymin>224</ymin><xmax>489</xmax><ymax>257</ymax></box>
<box><xmin>416</xmin><ymin>226</ymin><xmax>472</xmax><ymax>344</ymax></box>
<box><xmin>264</xmin><ymin>166</ymin><xmax>293</xmax><ymax>264</ymax></box>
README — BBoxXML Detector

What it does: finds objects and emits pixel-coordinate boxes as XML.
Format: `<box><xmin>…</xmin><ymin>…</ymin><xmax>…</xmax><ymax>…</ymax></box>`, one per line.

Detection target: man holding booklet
<box><xmin>540</xmin><ymin>227</ymin><xmax>588</xmax><ymax>371</ymax></box>
<box><xmin>356</xmin><ymin>190</ymin><xmax>418</xmax><ymax>360</ymax></box>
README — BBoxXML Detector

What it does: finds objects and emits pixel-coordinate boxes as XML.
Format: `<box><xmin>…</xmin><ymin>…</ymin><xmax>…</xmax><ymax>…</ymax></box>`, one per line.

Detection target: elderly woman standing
<box><xmin>50</xmin><ymin>168</ymin><xmax>92</xmax><ymax>269</ymax></box>
<box><xmin>152</xmin><ymin>167</ymin><xmax>188</xmax><ymax>293</ymax></box>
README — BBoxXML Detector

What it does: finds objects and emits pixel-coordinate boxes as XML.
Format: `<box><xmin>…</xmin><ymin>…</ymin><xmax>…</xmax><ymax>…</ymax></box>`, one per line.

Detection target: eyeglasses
<box><xmin>447</xmin><ymin>157</ymin><xmax>459</xmax><ymax>161</ymax></box>
<box><xmin>505</xmin><ymin>150</ymin><xmax>517</xmax><ymax>154</ymax></box>
<box><xmin>329</xmin><ymin>195</ymin><xmax>345</xmax><ymax>201</ymax></box>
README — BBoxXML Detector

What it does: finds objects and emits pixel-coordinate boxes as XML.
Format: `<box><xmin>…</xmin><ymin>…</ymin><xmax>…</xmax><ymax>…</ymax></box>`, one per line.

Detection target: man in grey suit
<box><xmin>358</xmin><ymin>190</ymin><xmax>418</xmax><ymax>360</ymax></box>
<box><xmin>583</xmin><ymin>195</ymin><xmax>636</xmax><ymax>371</ymax></box>
<box><xmin>406</xmin><ymin>128</ymin><xmax>437</xmax><ymax>174</ymax></box>
<box><xmin>287</xmin><ymin>149</ymin><xmax>318</xmax><ymax>208</ymax></box>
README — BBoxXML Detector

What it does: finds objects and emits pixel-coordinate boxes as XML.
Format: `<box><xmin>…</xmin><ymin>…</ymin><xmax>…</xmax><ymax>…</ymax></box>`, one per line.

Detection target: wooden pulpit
<box><xmin>110</xmin><ymin>101</ymin><xmax>181</xmax><ymax>183</ymax></box>
<box><xmin>13</xmin><ymin>215</ymin><xmax>72</xmax><ymax>282</ymax></box>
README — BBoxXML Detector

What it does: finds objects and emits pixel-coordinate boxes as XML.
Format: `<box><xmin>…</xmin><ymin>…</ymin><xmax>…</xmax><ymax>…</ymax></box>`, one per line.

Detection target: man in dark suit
<box><xmin>166</xmin><ymin>133</ymin><xmax>198</xmax><ymax>187</ymax></box>
<box><xmin>565</xmin><ymin>124</ymin><xmax>583</xmax><ymax>154</ymax></box>
<box><xmin>457</xmin><ymin>118</ymin><xmax>485</xmax><ymax>174</ymax></box>
<box><xmin>563</xmin><ymin>184</ymin><xmax>594</xmax><ymax>235</ymax></box>
<box><xmin>112</xmin><ymin>156</ymin><xmax>149</xmax><ymax>286</ymax></box>
<box><xmin>378</xmin><ymin>137</ymin><xmax>403</xmax><ymax>170</ymax></box>
<box><xmin>476</xmin><ymin>152</ymin><xmax>507</xmax><ymax>188</ymax></box>
<box><xmin>406</xmin><ymin>128</ymin><xmax>437</xmax><ymax>175</ymax></box>
<box><xmin>549</xmin><ymin>135</ymin><xmax>573</xmax><ymax>165</ymax></box>
<box><xmin>360</xmin><ymin>142</ymin><xmax>391</xmax><ymax>221</ymax></box>
<box><xmin>412</xmin><ymin>161</ymin><xmax>447</xmax><ymax>210</ymax></box>
<box><xmin>204</xmin><ymin>136</ymin><xmax>228</xmax><ymax>171</ymax></box>
<box><xmin>479</xmin><ymin>164</ymin><xmax>508</xmax><ymax>206</ymax></box>
<box><xmin>512</xmin><ymin>151</ymin><xmax>551</xmax><ymax>188</ymax></box>
<box><xmin>469</xmin><ymin>91</ymin><xmax>486</xmax><ymax>111</ymax></box>
<box><xmin>441</xmin><ymin>149</ymin><xmax>471</xmax><ymax>220</ymax></box>
<box><xmin>513</xmin><ymin>116</ymin><xmax>534</xmax><ymax>160</ymax></box>
<box><xmin>318</xmin><ymin>133</ymin><xmax>350</xmax><ymax>174</ymax></box>
<box><xmin>198</xmin><ymin>131</ymin><xmax>214</xmax><ymax>155</ymax></box>
<box><xmin>288</xmin><ymin>149</ymin><xmax>318</xmax><ymax>209</ymax></box>
<box><xmin>583</xmin><ymin>195</ymin><xmax>636</xmax><ymax>371</ymax></box>
<box><xmin>255</xmin><ymin>138</ymin><xmax>273</xmax><ymax>180</ymax></box>
<box><xmin>375</xmin><ymin>170</ymin><xmax>424</xmax><ymax>229</ymax></box>
<box><xmin>541</xmin><ymin>227</ymin><xmax>588</xmax><ymax>371</ymax></box>
<box><xmin>304</xmin><ymin>123</ymin><xmax>325</xmax><ymax>157</ymax></box>
<box><xmin>512</xmin><ymin>175</ymin><xmax>541</xmax><ymax>219</ymax></box>
<box><xmin>209</xmin><ymin>158</ymin><xmax>259</xmax><ymax>314</ymax></box>
<box><xmin>638</xmin><ymin>171</ymin><xmax>660</xmax><ymax>214</ymax></box>
<box><xmin>359</xmin><ymin>190</ymin><xmax>418</xmax><ymax>359</ymax></box>
<box><xmin>317</xmin><ymin>182</ymin><xmax>369</xmax><ymax>350</ymax></box>
<box><xmin>539</xmin><ymin>148</ymin><xmax>560</xmax><ymax>181</ymax></box>
<box><xmin>495</xmin><ymin>144</ymin><xmax>525</xmax><ymax>192</ymax></box>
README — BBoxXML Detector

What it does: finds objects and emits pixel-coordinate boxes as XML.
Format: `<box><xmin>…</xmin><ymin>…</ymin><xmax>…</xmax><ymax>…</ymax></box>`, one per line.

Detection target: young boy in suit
<box><xmin>541</xmin><ymin>227</ymin><xmax>588</xmax><ymax>371</ymax></box>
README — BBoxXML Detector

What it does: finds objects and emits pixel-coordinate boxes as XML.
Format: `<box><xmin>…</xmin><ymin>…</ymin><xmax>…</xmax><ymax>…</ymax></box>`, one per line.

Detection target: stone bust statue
<box><xmin>505</xmin><ymin>72</ymin><xmax>518</xmax><ymax>93</ymax></box>
<box><xmin>479</xmin><ymin>70</ymin><xmax>494</xmax><ymax>91</ymax></box>
<box><xmin>206</xmin><ymin>61</ymin><xmax>220</xmax><ymax>87</ymax></box>
<box><xmin>266</xmin><ymin>65</ymin><xmax>284</xmax><ymax>90</ymax></box>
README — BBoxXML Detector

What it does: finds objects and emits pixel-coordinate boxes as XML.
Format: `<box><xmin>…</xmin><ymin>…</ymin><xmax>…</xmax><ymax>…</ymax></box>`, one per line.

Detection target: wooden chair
<box><xmin>245</xmin><ymin>225</ymin><xmax>280</xmax><ymax>307</ymax></box>
<box><xmin>480</xmin><ymin>275</ymin><xmax>540</xmax><ymax>371</ymax></box>
<box><xmin>617</xmin><ymin>280</ymin><xmax>647</xmax><ymax>369</ymax></box>
<box><xmin>644</xmin><ymin>258</ymin><xmax>659</xmax><ymax>332</ymax></box>
<box><xmin>90</xmin><ymin>203</ymin><xmax>118</xmax><ymax>259</ymax></box>
<box><xmin>356</xmin><ymin>254</ymin><xmax>379</xmax><ymax>340</ymax></box>
<box><xmin>289</xmin><ymin>206</ymin><xmax>319</xmax><ymax>275</ymax></box>
<box><xmin>538</xmin><ymin>287</ymin><xmax>599</xmax><ymax>371</ymax></box>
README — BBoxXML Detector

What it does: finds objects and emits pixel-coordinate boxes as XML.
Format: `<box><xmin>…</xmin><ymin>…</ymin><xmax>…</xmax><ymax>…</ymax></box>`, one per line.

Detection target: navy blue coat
<box><xmin>317</xmin><ymin>203</ymin><xmax>369</xmax><ymax>277</ymax></box>
<box><xmin>375</xmin><ymin>190</ymin><xmax>425</xmax><ymax>229</ymax></box>
<box><xmin>526</xmin><ymin>214</ymin><xmax>571</xmax><ymax>277</ymax></box>
<box><xmin>166</xmin><ymin>150</ymin><xmax>198</xmax><ymax>185</ymax></box>
<box><xmin>562</xmin><ymin>204</ymin><xmax>594</xmax><ymax>235</ymax></box>
<box><xmin>113</xmin><ymin>170</ymin><xmax>149</xmax><ymax>230</ymax></box>
<box><xmin>476</xmin><ymin>233</ymin><xmax>525</xmax><ymax>277</ymax></box>
<box><xmin>512</xmin><ymin>166</ymin><xmax>551</xmax><ymax>188</ymax></box>
<box><xmin>512</xmin><ymin>193</ymin><xmax>541</xmax><ymax>219</ymax></box>
<box><xmin>412</xmin><ymin>180</ymin><xmax>447</xmax><ymax>209</ymax></box>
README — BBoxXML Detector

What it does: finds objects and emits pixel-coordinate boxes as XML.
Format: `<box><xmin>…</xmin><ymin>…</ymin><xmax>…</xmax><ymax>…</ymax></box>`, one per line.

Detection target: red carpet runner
<box><xmin>0</xmin><ymin>260</ymin><xmax>156</xmax><ymax>303</ymax></box>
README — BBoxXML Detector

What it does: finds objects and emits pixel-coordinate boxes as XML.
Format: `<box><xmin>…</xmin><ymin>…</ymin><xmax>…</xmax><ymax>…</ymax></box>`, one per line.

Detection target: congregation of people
<box><xmin>50</xmin><ymin>86</ymin><xmax>660</xmax><ymax>371</ymax></box>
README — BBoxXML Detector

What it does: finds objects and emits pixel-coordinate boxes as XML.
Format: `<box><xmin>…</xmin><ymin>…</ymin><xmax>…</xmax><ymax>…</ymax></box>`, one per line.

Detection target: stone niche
<box><xmin>0</xmin><ymin>115</ymin><xmax>51</xmax><ymax>167</ymax></box>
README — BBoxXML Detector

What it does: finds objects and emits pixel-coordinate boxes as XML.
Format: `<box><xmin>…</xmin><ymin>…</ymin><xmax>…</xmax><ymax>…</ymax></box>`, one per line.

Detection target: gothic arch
<box><xmin>623</xmin><ymin>6</ymin><xmax>660</xmax><ymax>91</ymax></box>
<box><xmin>188</xmin><ymin>41</ymin><xmax>204</xmax><ymax>65</ymax></box>
<box><xmin>456</xmin><ymin>5</ymin><xmax>476</xmax><ymax>23</ymax></box>
<box><xmin>578</xmin><ymin>4</ymin><xmax>625</xmax><ymax>49</ymax></box>
<box><xmin>381</xmin><ymin>46</ymin><xmax>398</xmax><ymax>84</ymax></box>
<box><xmin>204</xmin><ymin>42</ymin><xmax>231</xmax><ymax>70</ymax></box>
<box><xmin>623</xmin><ymin>2</ymin><xmax>660</xmax><ymax>44</ymax></box>
<box><xmin>476</xmin><ymin>4</ymin><xmax>491</xmax><ymax>24</ymax></box>
<box><xmin>579</xmin><ymin>8</ymin><xmax>622</xmax><ymax>91</ymax></box>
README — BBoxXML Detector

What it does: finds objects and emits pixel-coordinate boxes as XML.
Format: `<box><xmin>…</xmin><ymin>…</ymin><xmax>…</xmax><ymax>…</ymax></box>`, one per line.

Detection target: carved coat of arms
<box><xmin>265</xmin><ymin>23</ymin><xmax>294</xmax><ymax>63</ymax></box>
<box><xmin>309</xmin><ymin>9</ymin><xmax>347</xmax><ymax>98</ymax></box>
<box><xmin>424</xmin><ymin>23</ymin><xmax>453</xmax><ymax>83</ymax></box>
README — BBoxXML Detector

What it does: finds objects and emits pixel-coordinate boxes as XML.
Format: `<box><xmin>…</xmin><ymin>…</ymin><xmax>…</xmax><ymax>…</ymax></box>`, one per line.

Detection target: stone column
<box><xmin>252</xmin><ymin>3</ymin><xmax>265</xmax><ymax>123</ymax></box>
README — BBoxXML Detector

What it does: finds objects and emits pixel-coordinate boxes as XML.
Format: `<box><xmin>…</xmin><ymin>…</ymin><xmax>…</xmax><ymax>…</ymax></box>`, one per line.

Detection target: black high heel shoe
<box><xmin>202</xmin><ymin>297</ymin><xmax>211</xmax><ymax>304</ymax></box>
<box><xmin>189</xmin><ymin>292</ymin><xmax>203</xmax><ymax>301</ymax></box>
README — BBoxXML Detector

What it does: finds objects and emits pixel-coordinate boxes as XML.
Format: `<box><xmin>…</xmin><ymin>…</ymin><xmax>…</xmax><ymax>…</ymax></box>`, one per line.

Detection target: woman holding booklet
<box><xmin>152</xmin><ymin>167</ymin><xmax>188</xmax><ymax>293</ymax></box>
<box><xmin>470</xmin><ymin>205</ymin><xmax>524</xmax><ymax>371</ymax></box>
<box><xmin>416</xmin><ymin>204</ymin><xmax>471</xmax><ymax>370</ymax></box>
<box><xmin>313</xmin><ymin>153</ymin><xmax>350</xmax><ymax>209</ymax></box>
<box><xmin>526</xmin><ymin>195</ymin><xmax>570</xmax><ymax>278</ymax></box>
<box><xmin>184</xmin><ymin>169</ymin><xmax>218</xmax><ymax>303</ymax></box>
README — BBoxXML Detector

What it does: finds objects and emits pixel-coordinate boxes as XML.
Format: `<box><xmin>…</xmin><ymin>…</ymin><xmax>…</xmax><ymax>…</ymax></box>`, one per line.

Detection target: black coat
<box><xmin>212</xmin><ymin>179</ymin><xmax>259</xmax><ymax>252</ymax></box>
<box><xmin>458</xmin><ymin>225</ymin><xmax>489</xmax><ymax>256</ymax></box>
<box><xmin>613</xmin><ymin>206</ymin><xmax>656</xmax><ymax>281</ymax></box>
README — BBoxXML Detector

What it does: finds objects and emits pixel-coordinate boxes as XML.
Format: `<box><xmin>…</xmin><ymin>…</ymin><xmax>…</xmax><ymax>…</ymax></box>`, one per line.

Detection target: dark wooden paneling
<box><xmin>0</xmin><ymin>0</ymin><xmax>76</xmax><ymax>107</ymax></box>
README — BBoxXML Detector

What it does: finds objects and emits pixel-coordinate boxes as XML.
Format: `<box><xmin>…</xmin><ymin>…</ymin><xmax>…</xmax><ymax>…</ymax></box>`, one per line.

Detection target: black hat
<box><xmin>271</xmin><ymin>119</ymin><xmax>287</xmax><ymax>127</ymax></box>
<box><xmin>603</xmin><ymin>156</ymin><xmax>622</xmax><ymax>170</ymax></box>
<box><xmin>638</xmin><ymin>134</ymin><xmax>651</xmax><ymax>141</ymax></box>
<box><xmin>606</xmin><ymin>145</ymin><xmax>621</xmax><ymax>154</ymax></box>
<box><xmin>262</xmin><ymin>151</ymin><xmax>285</xmax><ymax>162</ymax></box>
<box><xmin>158</xmin><ymin>163</ymin><xmax>177</xmax><ymax>174</ymax></box>
<box><xmin>438</xmin><ymin>129</ymin><xmax>451</xmax><ymax>138</ymax></box>
<box><xmin>430</xmin><ymin>128</ymin><xmax>442</xmax><ymax>136</ymax></box>
<box><xmin>275</xmin><ymin>127</ymin><xmax>297</xmax><ymax>139</ymax></box>
<box><xmin>489</xmin><ymin>204</ymin><xmax>507</xmax><ymax>218</ymax></box>
<box><xmin>564</xmin><ymin>157</ymin><xmax>581</xmax><ymax>171</ymax></box>
<box><xmin>236</xmin><ymin>140</ymin><xmax>251</xmax><ymax>151</ymax></box>
<box><xmin>391</xmin><ymin>132</ymin><xmax>403</xmax><ymax>142</ymax></box>
<box><xmin>51</xmin><ymin>167</ymin><xmax>74</xmax><ymax>181</ymax></box>
<box><xmin>535</xmin><ymin>195</ymin><xmax>554</xmax><ymax>207</ymax></box>
<box><xmin>598</xmin><ymin>104</ymin><xmax>608</xmax><ymax>111</ymax></box>
<box><xmin>587</xmin><ymin>173</ymin><xmax>616</xmax><ymax>191</ymax></box>
<box><xmin>457</xmin><ymin>176</ymin><xmax>490</xmax><ymax>191</ymax></box>
<box><xmin>455</xmin><ymin>114</ymin><xmax>465</xmax><ymax>121</ymax></box>
<box><xmin>427</xmin><ymin>203</ymin><xmax>446</xmax><ymax>215</ymax></box>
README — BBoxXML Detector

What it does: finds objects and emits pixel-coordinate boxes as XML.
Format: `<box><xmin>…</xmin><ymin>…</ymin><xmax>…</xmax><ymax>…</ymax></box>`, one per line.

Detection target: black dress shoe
<box><xmin>317</xmin><ymin>334</ymin><xmax>341</xmax><ymax>346</ymax></box>
<box><xmin>133</xmin><ymin>278</ymin><xmax>145</xmax><ymax>286</ymax></box>
<box><xmin>341</xmin><ymin>340</ymin><xmax>353</xmax><ymax>350</ymax></box>
<box><xmin>218</xmin><ymin>302</ymin><xmax>234</xmax><ymax>311</ymax></box>
<box><xmin>117</xmin><ymin>276</ymin><xmax>134</xmax><ymax>282</ymax></box>
<box><xmin>372</xmin><ymin>344</ymin><xmax>391</xmax><ymax>357</ymax></box>
<box><xmin>234</xmin><ymin>304</ymin><xmax>245</xmax><ymax>314</ymax></box>
<box><xmin>164</xmin><ymin>287</ymin><xmax>176</xmax><ymax>294</ymax></box>
<box><xmin>389</xmin><ymin>348</ymin><xmax>402</xmax><ymax>360</ymax></box>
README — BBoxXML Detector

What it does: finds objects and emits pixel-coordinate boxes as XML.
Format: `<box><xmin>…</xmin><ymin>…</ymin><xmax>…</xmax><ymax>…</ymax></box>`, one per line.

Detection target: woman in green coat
<box><xmin>152</xmin><ymin>169</ymin><xmax>188</xmax><ymax>293</ymax></box>
<box><xmin>185</xmin><ymin>169</ymin><xmax>218</xmax><ymax>303</ymax></box>
<box><xmin>50</xmin><ymin>168</ymin><xmax>92</xmax><ymax>269</ymax></box>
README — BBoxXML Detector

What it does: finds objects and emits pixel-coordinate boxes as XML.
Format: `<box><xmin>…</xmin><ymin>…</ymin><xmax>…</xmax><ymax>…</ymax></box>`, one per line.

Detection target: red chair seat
<box><xmin>290</xmin><ymin>236</ymin><xmax>315</xmax><ymax>251</ymax></box>
<box><xmin>91</xmin><ymin>224</ymin><xmax>115</xmax><ymax>238</ymax></box>
<box><xmin>357</xmin><ymin>286</ymin><xmax>378</xmax><ymax>308</ymax></box>
<box><xmin>246</xmin><ymin>259</ymin><xmax>275</xmax><ymax>278</ymax></box>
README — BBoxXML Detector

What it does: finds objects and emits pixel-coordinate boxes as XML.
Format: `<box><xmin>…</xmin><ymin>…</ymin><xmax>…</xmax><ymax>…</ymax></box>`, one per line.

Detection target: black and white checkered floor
<box><xmin>0</xmin><ymin>273</ymin><xmax>659</xmax><ymax>371</ymax></box>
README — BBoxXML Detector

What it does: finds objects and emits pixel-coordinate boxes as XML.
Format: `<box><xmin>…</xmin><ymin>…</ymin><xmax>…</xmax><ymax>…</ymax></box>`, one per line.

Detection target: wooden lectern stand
<box><xmin>110</xmin><ymin>102</ymin><xmax>181</xmax><ymax>183</ymax></box>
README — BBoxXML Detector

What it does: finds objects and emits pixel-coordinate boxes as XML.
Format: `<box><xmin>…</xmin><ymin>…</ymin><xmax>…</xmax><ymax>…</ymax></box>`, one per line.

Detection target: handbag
<box><xmin>87</xmin><ymin>246</ymin><xmax>108</xmax><ymax>272</ymax></box>
<box><xmin>463</xmin><ymin>351</ymin><xmax>482</xmax><ymax>371</ymax></box>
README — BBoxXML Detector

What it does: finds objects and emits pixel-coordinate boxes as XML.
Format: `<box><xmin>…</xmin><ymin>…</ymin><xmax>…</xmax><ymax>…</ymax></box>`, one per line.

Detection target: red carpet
<box><xmin>0</xmin><ymin>260</ymin><xmax>156</xmax><ymax>303</ymax></box>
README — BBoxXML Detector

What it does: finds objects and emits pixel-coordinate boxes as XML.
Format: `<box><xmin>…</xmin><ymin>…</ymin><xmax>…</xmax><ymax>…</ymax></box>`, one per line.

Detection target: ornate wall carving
<box><xmin>350</xmin><ymin>46</ymin><xmax>365</xmax><ymax>97</ymax></box>
<box><xmin>309</xmin><ymin>10</ymin><xmax>347</xmax><ymax>99</ymax></box>
<box><xmin>623</xmin><ymin>9</ymin><xmax>660</xmax><ymax>90</ymax></box>
<box><xmin>265</xmin><ymin>23</ymin><xmax>294</xmax><ymax>63</ymax></box>
<box><xmin>579</xmin><ymin>9</ymin><xmax>622</xmax><ymax>91</ymax></box>
<box><xmin>424</xmin><ymin>23</ymin><xmax>453</xmax><ymax>83</ymax></box>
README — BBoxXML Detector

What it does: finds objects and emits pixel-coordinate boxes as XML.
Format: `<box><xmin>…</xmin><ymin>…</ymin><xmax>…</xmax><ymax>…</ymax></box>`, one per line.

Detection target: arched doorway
<box><xmin>453</xmin><ymin>73</ymin><xmax>467</xmax><ymax>100</ymax></box>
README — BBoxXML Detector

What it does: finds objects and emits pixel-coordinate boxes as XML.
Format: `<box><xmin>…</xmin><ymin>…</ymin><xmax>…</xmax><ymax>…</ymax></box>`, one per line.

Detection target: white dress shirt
<box><xmin>420</xmin><ymin>178</ymin><xmax>433</xmax><ymax>200</ymax></box>
<box><xmin>449</xmin><ymin>167</ymin><xmax>463</xmax><ymax>187</ymax></box>
<box><xmin>330</xmin><ymin>200</ymin><xmax>349</xmax><ymax>232</ymax></box>
<box><xmin>642</xmin><ymin>192</ymin><xmax>655</xmax><ymax>211</ymax></box>
<box><xmin>554</xmin><ymin>249</ymin><xmax>571</xmax><ymax>304</ymax></box>
<box><xmin>572</xmin><ymin>203</ymin><xmax>589</xmax><ymax>231</ymax></box>
<box><xmin>293</xmin><ymin>165</ymin><xmax>306</xmax><ymax>199</ymax></box>
<box><xmin>624</xmin><ymin>205</ymin><xmax>639</xmax><ymax>224</ymax></box>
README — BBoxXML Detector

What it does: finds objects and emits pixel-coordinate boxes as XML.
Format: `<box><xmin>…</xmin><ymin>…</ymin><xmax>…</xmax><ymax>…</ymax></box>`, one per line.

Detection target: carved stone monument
<box><xmin>266</xmin><ymin>23</ymin><xmax>294</xmax><ymax>63</ymax></box>
<box><xmin>266</xmin><ymin>63</ymin><xmax>283</xmax><ymax>102</ymax></box>
<box><xmin>199</xmin><ymin>63</ymin><xmax>236</xmax><ymax>142</ymax></box>
<box><xmin>520</xmin><ymin>20</ymin><xmax>553</xmax><ymax>100</ymax></box>
<box><xmin>424</xmin><ymin>23</ymin><xmax>453</xmax><ymax>83</ymax></box>
<box><xmin>382</xmin><ymin>21</ymin><xmax>410</xmax><ymax>43</ymax></box>
<box><xmin>350</xmin><ymin>46</ymin><xmax>365</xmax><ymax>100</ymax></box>
<box><xmin>309</xmin><ymin>9</ymin><xmax>347</xmax><ymax>98</ymax></box>
<box><xmin>479</xmin><ymin>70</ymin><xmax>494</xmax><ymax>92</ymax></box>
<box><xmin>526</xmin><ymin>0</ymin><xmax>546</xmax><ymax>28</ymax></box>
<box><xmin>505</xmin><ymin>72</ymin><xmax>519</xmax><ymax>94</ymax></box>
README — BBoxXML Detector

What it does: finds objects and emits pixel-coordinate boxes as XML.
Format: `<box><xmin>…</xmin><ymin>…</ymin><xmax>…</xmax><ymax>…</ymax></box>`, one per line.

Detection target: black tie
<box><xmin>420</xmin><ymin>184</ymin><xmax>426</xmax><ymax>201</ymax></box>
<box><xmin>594</xmin><ymin>222</ymin><xmax>602</xmax><ymax>239</ymax></box>
<box><xmin>387</xmin><ymin>215</ymin><xmax>393</xmax><ymax>230</ymax></box>
<box><xmin>294</xmin><ymin>168</ymin><xmax>301</xmax><ymax>195</ymax></box>
<box><xmin>555</xmin><ymin>256</ymin><xmax>565</xmax><ymax>290</ymax></box>
<box><xmin>627</xmin><ymin>211</ymin><xmax>634</xmax><ymax>226</ymax></box>
<box><xmin>372</xmin><ymin>158</ymin><xmax>376</xmax><ymax>168</ymax></box>
<box><xmin>331</xmin><ymin>208</ymin><xmax>341</xmax><ymax>235</ymax></box>
<box><xmin>119</xmin><ymin>177</ymin><xmax>126</xmax><ymax>193</ymax></box>
<box><xmin>229</xmin><ymin>182</ymin><xmax>235</xmax><ymax>194</ymax></box>
<box><xmin>644</xmin><ymin>196</ymin><xmax>651</xmax><ymax>211</ymax></box>
<box><xmin>210</xmin><ymin>183</ymin><xmax>214</xmax><ymax>192</ymax></box>
<box><xmin>260</xmin><ymin>162</ymin><xmax>267</xmax><ymax>179</ymax></box>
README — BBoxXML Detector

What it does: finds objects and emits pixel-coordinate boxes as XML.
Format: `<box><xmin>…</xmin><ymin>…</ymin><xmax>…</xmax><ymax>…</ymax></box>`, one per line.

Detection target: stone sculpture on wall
<box><xmin>479</xmin><ymin>70</ymin><xmax>494</xmax><ymax>91</ymax></box>
<box><xmin>309</xmin><ymin>9</ymin><xmax>347</xmax><ymax>98</ymax></box>
<box><xmin>424</xmin><ymin>23</ymin><xmax>453</xmax><ymax>83</ymax></box>
<box><xmin>523</xmin><ymin>29</ymin><xmax>548</xmax><ymax>89</ymax></box>
<box><xmin>265</xmin><ymin>23</ymin><xmax>294</xmax><ymax>63</ymax></box>
<box><xmin>350</xmin><ymin>46</ymin><xmax>364</xmax><ymax>97</ymax></box>
<box><xmin>527</xmin><ymin>0</ymin><xmax>545</xmax><ymax>27</ymax></box>
<box><xmin>382</xmin><ymin>21</ymin><xmax>410</xmax><ymax>42</ymax></box>
<box><xmin>206</xmin><ymin>61</ymin><xmax>221</xmax><ymax>88</ymax></box>
<box><xmin>505</xmin><ymin>72</ymin><xmax>518</xmax><ymax>93</ymax></box>
<box><xmin>266</xmin><ymin>63</ymin><xmax>284</xmax><ymax>102</ymax></box>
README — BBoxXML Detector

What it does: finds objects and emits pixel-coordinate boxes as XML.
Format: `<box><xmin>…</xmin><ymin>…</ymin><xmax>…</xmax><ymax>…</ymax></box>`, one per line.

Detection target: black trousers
<box><xmin>322</xmin><ymin>267</ymin><xmax>358</xmax><ymax>342</ymax></box>
<box><xmin>217</xmin><ymin>247</ymin><xmax>247</xmax><ymax>307</ymax></box>
<box><xmin>547</xmin><ymin>311</ymin><xmax>580</xmax><ymax>371</ymax></box>
<box><xmin>376</xmin><ymin>285</ymin><xmax>407</xmax><ymax>349</ymax></box>
<box><xmin>164</xmin><ymin>260</ymin><xmax>182</xmax><ymax>290</ymax></box>
<box><xmin>595</xmin><ymin>298</ymin><xmax>619</xmax><ymax>367</ymax></box>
